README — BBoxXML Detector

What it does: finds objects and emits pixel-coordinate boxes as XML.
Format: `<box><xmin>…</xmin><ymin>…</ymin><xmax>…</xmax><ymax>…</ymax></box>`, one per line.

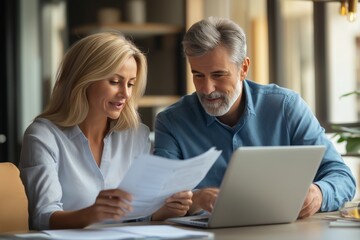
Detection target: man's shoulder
<box><xmin>245</xmin><ymin>80</ymin><xmax>300</xmax><ymax>104</ymax></box>
<box><xmin>246</xmin><ymin>80</ymin><xmax>297</xmax><ymax>96</ymax></box>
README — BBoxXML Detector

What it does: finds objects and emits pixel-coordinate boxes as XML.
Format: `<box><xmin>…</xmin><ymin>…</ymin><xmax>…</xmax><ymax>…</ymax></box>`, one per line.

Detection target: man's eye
<box><xmin>212</xmin><ymin>74</ymin><xmax>225</xmax><ymax>78</ymax></box>
<box><xmin>193</xmin><ymin>74</ymin><xmax>203</xmax><ymax>78</ymax></box>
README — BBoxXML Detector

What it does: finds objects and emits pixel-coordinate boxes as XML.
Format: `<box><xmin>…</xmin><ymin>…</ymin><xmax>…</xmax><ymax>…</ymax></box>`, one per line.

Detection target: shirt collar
<box><xmin>63</xmin><ymin>125</ymin><xmax>84</xmax><ymax>140</ymax></box>
<box><xmin>243</xmin><ymin>80</ymin><xmax>257</xmax><ymax>116</ymax></box>
<box><xmin>65</xmin><ymin>124</ymin><xmax>113</xmax><ymax>141</ymax></box>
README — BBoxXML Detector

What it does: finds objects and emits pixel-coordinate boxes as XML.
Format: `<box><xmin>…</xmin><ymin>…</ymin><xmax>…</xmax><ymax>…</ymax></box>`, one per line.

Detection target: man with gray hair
<box><xmin>154</xmin><ymin>17</ymin><xmax>355</xmax><ymax>218</ymax></box>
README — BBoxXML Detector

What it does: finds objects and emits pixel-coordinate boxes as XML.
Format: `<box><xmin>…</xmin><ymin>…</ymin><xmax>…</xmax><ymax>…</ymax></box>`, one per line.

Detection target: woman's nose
<box><xmin>117</xmin><ymin>85</ymin><xmax>130</xmax><ymax>99</ymax></box>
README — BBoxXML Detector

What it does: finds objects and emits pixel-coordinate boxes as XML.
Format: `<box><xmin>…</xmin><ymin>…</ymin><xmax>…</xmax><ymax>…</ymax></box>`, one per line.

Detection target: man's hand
<box><xmin>188</xmin><ymin>188</ymin><xmax>219</xmax><ymax>214</ymax></box>
<box><xmin>298</xmin><ymin>184</ymin><xmax>323</xmax><ymax>218</ymax></box>
<box><xmin>151</xmin><ymin>191</ymin><xmax>193</xmax><ymax>221</ymax></box>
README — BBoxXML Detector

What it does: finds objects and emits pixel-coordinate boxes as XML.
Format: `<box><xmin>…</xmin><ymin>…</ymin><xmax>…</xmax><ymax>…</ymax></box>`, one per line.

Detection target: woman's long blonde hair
<box><xmin>38</xmin><ymin>32</ymin><xmax>147</xmax><ymax>131</ymax></box>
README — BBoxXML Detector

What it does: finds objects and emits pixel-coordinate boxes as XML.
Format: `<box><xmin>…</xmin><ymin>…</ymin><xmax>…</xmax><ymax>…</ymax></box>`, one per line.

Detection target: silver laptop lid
<box><xmin>208</xmin><ymin>145</ymin><xmax>325</xmax><ymax>228</ymax></box>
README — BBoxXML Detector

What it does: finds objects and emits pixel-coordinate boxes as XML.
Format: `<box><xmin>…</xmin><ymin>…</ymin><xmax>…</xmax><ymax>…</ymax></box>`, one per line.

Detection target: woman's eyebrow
<box><xmin>112</xmin><ymin>74</ymin><xmax>137</xmax><ymax>81</ymax></box>
<box><xmin>112</xmin><ymin>74</ymin><xmax>123</xmax><ymax>79</ymax></box>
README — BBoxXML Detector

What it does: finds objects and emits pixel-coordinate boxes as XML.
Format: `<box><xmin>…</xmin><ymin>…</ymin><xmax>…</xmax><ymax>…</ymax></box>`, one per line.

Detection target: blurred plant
<box><xmin>332</xmin><ymin>91</ymin><xmax>360</xmax><ymax>154</ymax></box>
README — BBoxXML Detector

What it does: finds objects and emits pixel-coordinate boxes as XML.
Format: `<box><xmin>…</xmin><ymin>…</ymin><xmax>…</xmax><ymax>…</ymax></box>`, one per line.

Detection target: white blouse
<box><xmin>19</xmin><ymin>118</ymin><xmax>151</xmax><ymax>230</ymax></box>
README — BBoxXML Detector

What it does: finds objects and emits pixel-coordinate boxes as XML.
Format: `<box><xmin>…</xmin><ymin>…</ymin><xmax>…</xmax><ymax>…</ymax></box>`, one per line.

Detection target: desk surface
<box><xmin>1</xmin><ymin>212</ymin><xmax>359</xmax><ymax>240</ymax></box>
<box><xmin>196</xmin><ymin>213</ymin><xmax>359</xmax><ymax>240</ymax></box>
<box><xmin>159</xmin><ymin>212</ymin><xmax>359</xmax><ymax>240</ymax></box>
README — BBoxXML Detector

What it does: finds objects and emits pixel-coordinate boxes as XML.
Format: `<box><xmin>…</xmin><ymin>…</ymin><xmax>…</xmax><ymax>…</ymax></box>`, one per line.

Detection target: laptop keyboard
<box><xmin>191</xmin><ymin>217</ymin><xmax>209</xmax><ymax>222</ymax></box>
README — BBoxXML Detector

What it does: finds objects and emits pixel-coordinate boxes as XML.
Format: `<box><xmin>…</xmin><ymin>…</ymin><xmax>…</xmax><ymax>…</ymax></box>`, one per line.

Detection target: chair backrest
<box><xmin>0</xmin><ymin>162</ymin><xmax>29</xmax><ymax>233</ymax></box>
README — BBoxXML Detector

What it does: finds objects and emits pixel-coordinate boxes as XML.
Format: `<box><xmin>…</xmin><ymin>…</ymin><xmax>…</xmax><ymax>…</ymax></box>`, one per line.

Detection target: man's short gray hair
<box><xmin>182</xmin><ymin>16</ymin><xmax>247</xmax><ymax>66</ymax></box>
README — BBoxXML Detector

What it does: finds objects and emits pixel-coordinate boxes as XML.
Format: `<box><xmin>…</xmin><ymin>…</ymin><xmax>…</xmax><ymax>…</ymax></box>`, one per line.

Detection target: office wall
<box><xmin>19</xmin><ymin>0</ymin><xmax>42</xmax><ymax>142</ymax></box>
<box><xmin>327</xmin><ymin>3</ymin><xmax>360</xmax><ymax>124</ymax></box>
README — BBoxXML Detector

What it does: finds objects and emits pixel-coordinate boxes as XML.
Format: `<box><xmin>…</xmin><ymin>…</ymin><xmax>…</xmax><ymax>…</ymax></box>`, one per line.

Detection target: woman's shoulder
<box><xmin>25</xmin><ymin>118</ymin><xmax>58</xmax><ymax>135</ymax></box>
<box><xmin>110</xmin><ymin>123</ymin><xmax>151</xmax><ymax>153</ymax></box>
<box><xmin>138</xmin><ymin>123</ymin><xmax>150</xmax><ymax>135</ymax></box>
<box><xmin>133</xmin><ymin>123</ymin><xmax>150</xmax><ymax>137</ymax></box>
<box><xmin>20</xmin><ymin>118</ymin><xmax>62</xmax><ymax>160</ymax></box>
<box><xmin>23</xmin><ymin>118</ymin><xmax>71</xmax><ymax>142</ymax></box>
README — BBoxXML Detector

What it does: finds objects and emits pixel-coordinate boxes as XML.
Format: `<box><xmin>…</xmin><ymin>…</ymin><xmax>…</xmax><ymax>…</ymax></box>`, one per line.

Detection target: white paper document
<box><xmin>118</xmin><ymin>147</ymin><xmax>221</xmax><ymax>220</ymax></box>
<box><xmin>15</xmin><ymin>225</ymin><xmax>214</xmax><ymax>240</ymax></box>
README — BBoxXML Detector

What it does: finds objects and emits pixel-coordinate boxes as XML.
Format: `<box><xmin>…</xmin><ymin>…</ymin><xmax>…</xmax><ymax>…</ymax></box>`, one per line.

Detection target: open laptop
<box><xmin>168</xmin><ymin>145</ymin><xmax>326</xmax><ymax>228</ymax></box>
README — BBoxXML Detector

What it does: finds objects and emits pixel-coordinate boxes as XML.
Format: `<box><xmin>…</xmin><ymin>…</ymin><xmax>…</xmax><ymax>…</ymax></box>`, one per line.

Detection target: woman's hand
<box><xmin>151</xmin><ymin>190</ymin><xmax>193</xmax><ymax>221</ymax></box>
<box><xmin>83</xmin><ymin>188</ymin><xmax>133</xmax><ymax>223</ymax></box>
<box><xmin>50</xmin><ymin>188</ymin><xmax>132</xmax><ymax>229</ymax></box>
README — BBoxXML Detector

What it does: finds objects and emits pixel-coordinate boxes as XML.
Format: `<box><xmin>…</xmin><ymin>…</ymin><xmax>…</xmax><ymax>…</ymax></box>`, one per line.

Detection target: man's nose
<box><xmin>200</xmin><ymin>77</ymin><xmax>215</xmax><ymax>95</ymax></box>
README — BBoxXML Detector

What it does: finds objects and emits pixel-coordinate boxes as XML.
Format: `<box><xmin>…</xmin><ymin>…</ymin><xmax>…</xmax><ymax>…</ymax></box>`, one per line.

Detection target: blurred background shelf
<box><xmin>72</xmin><ymin>22</ymin><xmax>183</xmax><ymax>37</ymax></box>
<box><xmin>138</xmin><ymin>95</ymin><xmax>180</xmax><ymax>108</ymax></box>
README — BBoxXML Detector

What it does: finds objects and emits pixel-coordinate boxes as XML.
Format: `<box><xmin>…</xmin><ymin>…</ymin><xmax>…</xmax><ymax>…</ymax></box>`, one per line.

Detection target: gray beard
<box><xmin>197</xmin><ymin>80</ymin><xmax>241</xmax><ymax>117</ymax></box>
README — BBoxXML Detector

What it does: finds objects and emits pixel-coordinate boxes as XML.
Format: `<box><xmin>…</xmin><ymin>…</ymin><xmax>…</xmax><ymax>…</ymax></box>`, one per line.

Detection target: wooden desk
<box><xmin>0</xmin><ymin>212</ymin><xmax>359</xmax><ymax>240</ymax></box>
<box><xmin>190</xmin><ymin>212</ymin><xmax>359</xmax><ymax>240</ymax></box>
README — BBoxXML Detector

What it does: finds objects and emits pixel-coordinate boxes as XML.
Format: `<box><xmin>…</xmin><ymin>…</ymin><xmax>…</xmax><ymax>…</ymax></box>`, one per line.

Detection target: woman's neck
<box><xmin>79</xmin><ymin>117</ymin><xmax>109</xmax><ymax>166</ymax></box>
<box><xmin>79</xmin><ymin>117</ymin><xmax>109</xmax><ymax>141</ymax></box>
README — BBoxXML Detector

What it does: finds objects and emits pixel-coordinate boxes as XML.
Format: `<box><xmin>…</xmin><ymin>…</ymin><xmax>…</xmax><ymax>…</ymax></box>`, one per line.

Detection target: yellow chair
<box><xmin>0</xmin><ymin>162</ymin><xmax>28</xmax><ymax>233</ymax></box>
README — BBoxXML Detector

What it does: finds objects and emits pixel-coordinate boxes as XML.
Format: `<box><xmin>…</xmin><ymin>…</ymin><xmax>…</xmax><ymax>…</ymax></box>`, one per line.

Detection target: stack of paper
<box><xmin>15</xmin><ymin>225</ymin><xmax>214</xmax><ymax>239</ymax></box>
<box><xmin>329</xmin><ymin>219</ymin><xmax>360</xmax><ymax>228</ymax></box>
<box><xmin>325</xmin><ymin>215</ymin><xmax>360</xmax><ymax>228</ymax></box>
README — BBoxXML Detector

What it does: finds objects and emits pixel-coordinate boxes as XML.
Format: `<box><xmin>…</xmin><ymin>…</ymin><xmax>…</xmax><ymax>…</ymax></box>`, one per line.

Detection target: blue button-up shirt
<box><xmin>154</xmin><ymin>80</ymin><xmax>356</xmax><ymax>212</ymax></box>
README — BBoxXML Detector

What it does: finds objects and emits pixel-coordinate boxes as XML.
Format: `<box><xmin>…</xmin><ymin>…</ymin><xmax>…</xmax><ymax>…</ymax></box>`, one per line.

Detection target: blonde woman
<box><xmin>19</xmin><ymin>32</ymin><xmax>192</xmax><ymax>230</ymax></box>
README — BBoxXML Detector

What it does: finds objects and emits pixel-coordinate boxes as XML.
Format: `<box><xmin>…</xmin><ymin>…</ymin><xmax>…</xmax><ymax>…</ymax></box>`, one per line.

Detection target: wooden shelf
<box><xmin>72</xmin><ymin>22</ymin><xmax>183</xmax><ymax>37</ymax></box>
<box><xmin>138</xmin><ymin>95</ymin><xmax>180</xmax><ymax>108</ymax></box>
<box><xmin>342</xmin><ymin>153</ymin><xmax>360</xmax><ymax>157</ymax></box>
